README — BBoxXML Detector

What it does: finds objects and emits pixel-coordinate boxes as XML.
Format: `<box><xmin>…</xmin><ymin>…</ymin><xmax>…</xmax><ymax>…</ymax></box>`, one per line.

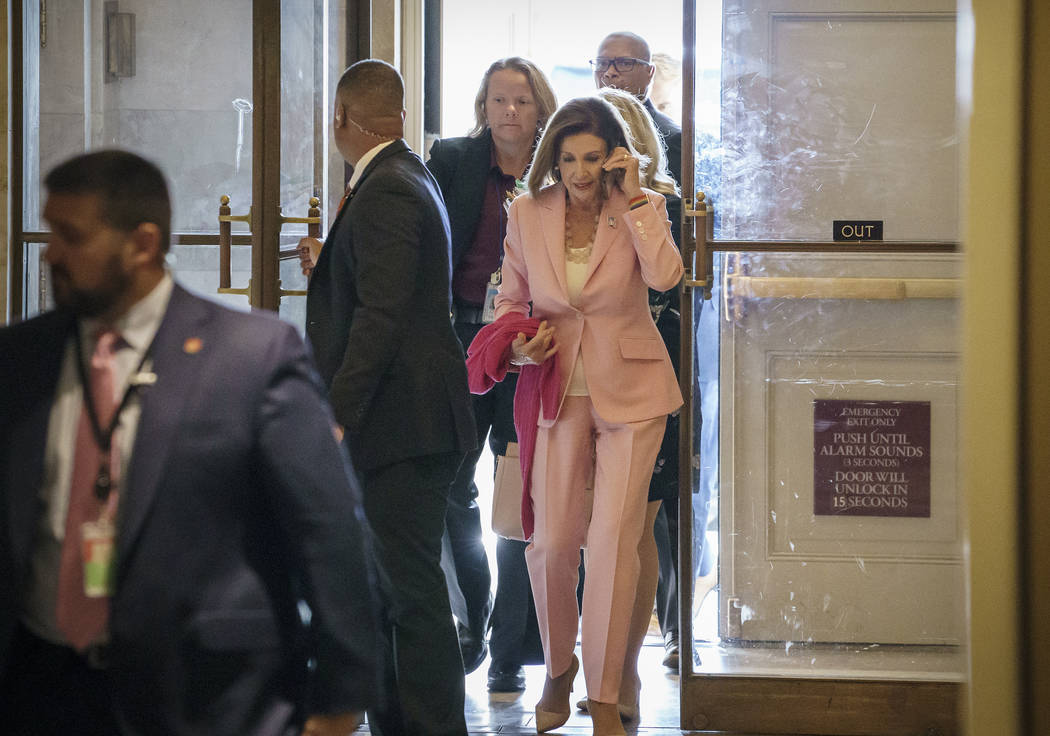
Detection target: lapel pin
<box><xmin>129</xmin><ymin>372</ymin><xmax>158</xmax><ymax>386</ymax></box>
<box><xmin>183</xmin><ymin>337</ymin><xmax>204</xmax><ymax>354</ymax></box>
<box><xmin>607</xmin><ymin>216</ymin><xmax>617</xmax><ymax>228</ymax></box>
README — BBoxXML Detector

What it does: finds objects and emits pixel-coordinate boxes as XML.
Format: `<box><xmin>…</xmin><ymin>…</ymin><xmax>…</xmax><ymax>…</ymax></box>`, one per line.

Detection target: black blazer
<box><xmin>0</xmin><ymin>285</ymin><xmax>378</xmax><ymax>735</ymax></box>
<box><xmin>644</xmin><ymin>98</ymin><xmax>683</xmax><ymax>243</ymax></box>
<box><xmin>306</xmin><ymin>140</ymin><xmax>477</xmax><ymax>472</ymax></box>
<box><xmin>426</xmin><ymin>129</ymin><xmax>496</xmax><ymax>275</ymax></box>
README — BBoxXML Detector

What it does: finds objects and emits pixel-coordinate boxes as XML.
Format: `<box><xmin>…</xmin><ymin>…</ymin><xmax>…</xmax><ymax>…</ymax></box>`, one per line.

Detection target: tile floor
<box><xmin>356</xmin><ymin>634</ymin><xmax>687</xmax><ymax>735</ymax></box>
<box><xmin>354</xmin><ymin>629</ymin><xmax>964</xmax><ymax>735</ymax></box>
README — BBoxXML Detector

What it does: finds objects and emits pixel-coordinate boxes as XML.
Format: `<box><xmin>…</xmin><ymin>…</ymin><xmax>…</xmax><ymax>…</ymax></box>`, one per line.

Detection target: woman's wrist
<box><xmin>508</xmin><ymin>344</ymin><xmax>528</xmax><ymax>367</ymax></box>
<box><xmin>628</xmin><ymin>193</ymin><xmax>648</xmax><ymax>210</ymax></box>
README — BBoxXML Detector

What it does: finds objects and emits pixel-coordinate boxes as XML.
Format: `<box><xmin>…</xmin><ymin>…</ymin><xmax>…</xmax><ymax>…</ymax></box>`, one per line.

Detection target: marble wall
<box><xmin>28</xmin><ymin>0</ymin><xmax>340</xmax><ymax>320</ymax></box>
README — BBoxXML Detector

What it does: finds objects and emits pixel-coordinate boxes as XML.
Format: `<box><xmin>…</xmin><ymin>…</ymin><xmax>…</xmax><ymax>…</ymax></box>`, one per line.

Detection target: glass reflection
<box><xmin>690</xmin><ymin>0</ymin><xmax>964</xmax><ymax>682</ymax></box>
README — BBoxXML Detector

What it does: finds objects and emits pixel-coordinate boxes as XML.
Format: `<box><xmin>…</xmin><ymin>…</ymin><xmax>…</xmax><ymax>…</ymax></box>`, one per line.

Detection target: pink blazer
<box><xmin>495</xmin><ymin>182</ymin><xmax>685</xmax><ymax>426</ymax></box>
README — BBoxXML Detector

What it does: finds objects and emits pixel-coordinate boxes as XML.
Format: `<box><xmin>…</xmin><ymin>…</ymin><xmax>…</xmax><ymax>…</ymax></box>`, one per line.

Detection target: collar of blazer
<box><xmin>350</xmin><ymin>138</ymin><xmax>410</xmax><ymax>194</ymax></box>
<box><xmin>320</xmin><ymin>139</ymin><xmax>411</xmax><ymax>244</ymax></box>
<box><xmin>537</xmin><ymin>182</ymin><xmax>635</xmax><ymax>299</ymax></box>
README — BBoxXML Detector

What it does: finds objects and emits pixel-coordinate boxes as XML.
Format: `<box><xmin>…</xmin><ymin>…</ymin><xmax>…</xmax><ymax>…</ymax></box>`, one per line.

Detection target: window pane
<box><xmin>277</xmin><ymin>0</ymin><xmax>346</xmax><ymax>327</ymax></box>
<box><xmin>24</xmin><ymin>0</ymin><xmax>255</xmax><ymax>312</ymax></box>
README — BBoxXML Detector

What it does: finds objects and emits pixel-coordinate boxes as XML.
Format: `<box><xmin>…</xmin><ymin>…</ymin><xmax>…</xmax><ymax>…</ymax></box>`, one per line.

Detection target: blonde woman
<box><xmin>427</xmin><ymin>57</ymin><xmax>558</xmax><ymax>687</ymax></box>
<box><xmin>588</xmin><ymin>85</ymin><xmax>683</xmax><ymax>723</ymax></box>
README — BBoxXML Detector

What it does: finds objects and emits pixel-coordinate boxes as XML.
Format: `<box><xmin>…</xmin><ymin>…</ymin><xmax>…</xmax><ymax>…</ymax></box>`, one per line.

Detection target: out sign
<box><xmin>833</xmin><ymin>220</ymin><xmax>883</xmax><ymax>241</ymax></box>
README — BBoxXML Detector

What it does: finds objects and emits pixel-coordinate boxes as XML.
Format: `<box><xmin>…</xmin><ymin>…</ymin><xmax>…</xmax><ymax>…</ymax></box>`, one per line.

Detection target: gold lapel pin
<box><xmin>183</xmin><ymin>337</ymin><xmax>204</xmax><ymax>354</ymax></box>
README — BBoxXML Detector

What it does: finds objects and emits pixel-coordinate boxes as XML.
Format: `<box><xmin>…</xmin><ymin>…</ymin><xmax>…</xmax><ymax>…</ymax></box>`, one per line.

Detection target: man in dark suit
<box><xmin>594</xmin><ymin>30</ymin><xmax>685</xmax><ymax>670</ymax></box>
<box><xmin>302</xmin><ymin>59</ymin><xmax>476</xmax><ymax>736</ymax></box>
<box><xmin>0</xmin><ymin>150</ymin><xmax>377</xmax><ymax>736</ymax></box>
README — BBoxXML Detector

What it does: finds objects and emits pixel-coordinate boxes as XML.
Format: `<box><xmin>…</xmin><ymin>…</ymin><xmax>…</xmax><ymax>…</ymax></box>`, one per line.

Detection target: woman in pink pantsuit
<box><xmin>495</xmin><ymin>96</ymin><xmax>683</xmax><ymax>736</ymax></box>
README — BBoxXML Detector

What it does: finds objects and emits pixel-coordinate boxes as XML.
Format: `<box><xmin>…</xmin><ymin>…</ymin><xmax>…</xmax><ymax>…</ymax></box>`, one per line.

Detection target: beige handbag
<box><xmin>490</xmin><ymin>442</ymin><xmax>595</xmax><ymax>542</ymax></box>
<box><xmin>491</xmin><ymin>442</ymin><xmax>526</xmax><ymax>541</ymax></box>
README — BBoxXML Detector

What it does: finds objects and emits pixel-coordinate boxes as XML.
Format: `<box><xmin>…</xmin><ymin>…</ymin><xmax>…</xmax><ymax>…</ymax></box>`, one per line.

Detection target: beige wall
<box><xmin>963</xmin><ymin>0</ymin><xmax>1023</xmax><ymax>733</ymax></box>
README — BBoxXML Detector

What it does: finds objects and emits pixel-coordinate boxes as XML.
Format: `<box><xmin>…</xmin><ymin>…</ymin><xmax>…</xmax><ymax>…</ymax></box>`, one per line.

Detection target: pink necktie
<box><xmin>55</xmin><ymin>328</ymin><xmax>122</xmax><ymax>651</ymax></box>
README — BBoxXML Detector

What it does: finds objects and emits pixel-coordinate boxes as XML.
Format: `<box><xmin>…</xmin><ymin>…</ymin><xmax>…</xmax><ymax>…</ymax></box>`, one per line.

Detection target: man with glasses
<box><xmin>592</xmin><ymin>31</ymin><xmax>685</xmax><ymax>675</ymax></box>
<box><xmin>591</xmin><ymin>31</ymin><xmax>682</xmax><ymax>190</ymax></box>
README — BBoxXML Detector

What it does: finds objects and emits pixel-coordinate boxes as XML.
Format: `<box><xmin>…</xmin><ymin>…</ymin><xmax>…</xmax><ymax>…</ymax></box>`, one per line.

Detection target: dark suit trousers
<box><xmin>655</xmin><ymin>495</ymin><xmax>680</xmax><ymax>637</ymax></box>
<box><xmin>443</xmin><ymin>321</ymin><xmax>498</xmax><ymax>635</ymax></box>
<box><xmin>653</xmin><ymin>308</ymin><xmax>682</xmax><ymax>639</ymax></box>
<box><xmin>0</xmin><ymin>624</ymin><xmax>120</xmax><ymax>736</ymax></box>
<box><xmin>448</xmin><ymin>320</ymin><xmax>546</xmax><ymax>670</ymax></box>
<box><xmin>361</xmin><ymin>451</ymin><xmax>468</xmax><ymax>736</ymax></box>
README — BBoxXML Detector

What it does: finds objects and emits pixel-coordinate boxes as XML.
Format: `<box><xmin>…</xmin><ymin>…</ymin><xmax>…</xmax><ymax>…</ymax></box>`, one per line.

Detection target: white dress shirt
<box><xmin>347</xmin><ymin>139</ymin><xmax>396</xmax><ymax>192</ymax></box>
<box><xmin>22</xmin><ymin>274</ymin><xmax>174</xmax><ymax>644</ymax></box>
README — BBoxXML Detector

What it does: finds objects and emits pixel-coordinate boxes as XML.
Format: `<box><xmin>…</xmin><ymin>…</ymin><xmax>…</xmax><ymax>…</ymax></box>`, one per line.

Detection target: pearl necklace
<box><xmin>565</xmin><ymin>211</ymin><xmax>600</xmax><ymax>264</ymax></box>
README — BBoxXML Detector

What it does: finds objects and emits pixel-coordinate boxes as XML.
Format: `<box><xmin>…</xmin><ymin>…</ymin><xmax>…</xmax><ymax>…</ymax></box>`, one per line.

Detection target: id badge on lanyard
<box><xmin>481</xmin><ymin>269</ymin><xmax>500</xmax><ymax>324</ymax></box>
<box><xmin>80</xmin><ymin>516</ymin><xmax>117</xmax><ymax>597</ymax></box>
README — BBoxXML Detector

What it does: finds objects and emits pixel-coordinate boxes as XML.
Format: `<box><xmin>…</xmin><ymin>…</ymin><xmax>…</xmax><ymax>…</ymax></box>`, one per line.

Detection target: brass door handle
<box><xmin>681</xmin><ymin>191</ymin><xmax>712</xmax><ymax>297</ymax></box>
<box><xmin>276</xmin><ymin>197</ymin><xmax>322</xmax><ymax>299</ymax></box>
<box><xmin>277</xmin><ymin>281</ymin><xmax>306</xmax><ymax>298</ymax></box>
<box><xmin>277</xmin><ymin>197</ymin><xmax>322</xmax><ymax>261</ymax></box>
<box><xmin>218</xmin><ymin>195</ymin><xmax>252</xmax><ymax>294</ymax></box>
<box><xmin>217</xmin><ymin>196</ymin><xmax>322</xmax><ymax>299</ymax></box>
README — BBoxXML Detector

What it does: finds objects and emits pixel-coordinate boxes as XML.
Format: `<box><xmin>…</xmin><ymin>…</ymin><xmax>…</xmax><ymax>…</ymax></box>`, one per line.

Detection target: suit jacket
<box><xmin>306</xmin><ymin>139</ymin><xmax>476</xmax><ymax>471</ymax></box>
<box><xmin>0</xmin><ymin>284</ymin><xmax>377</xmax><ymax>735</ymax></box>
<box><xmin>643</xmin><ymin>98</ymin><xmax>684</xmax><ymax>312</ymax></box>
<box><xmin>495</xmin><ymin>183</ymin><xmax>684</xmax><ymax>426</ymax></box>
<box><xmin>426</xmin><ymin>129</ymin><xmax>496</xmax><ymax>274</ymax></box>
<box><xmin>645</xmin><ymin>98</ymin><xmax>682</xmax><ymax>189</ymax></box>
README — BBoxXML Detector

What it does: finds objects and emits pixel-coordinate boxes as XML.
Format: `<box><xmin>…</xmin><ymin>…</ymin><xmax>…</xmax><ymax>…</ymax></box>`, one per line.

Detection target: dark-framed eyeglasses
<box><xmin>588</xmin><ymin>57</ymin><xmax>650</xmax><ymax>73</ymax></box>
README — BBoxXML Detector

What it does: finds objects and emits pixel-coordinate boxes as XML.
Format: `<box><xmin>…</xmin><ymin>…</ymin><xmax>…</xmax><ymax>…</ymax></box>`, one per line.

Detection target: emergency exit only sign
<box><xmin>833</xmin><ymin>220</ymin><xmax>884</xmax><ymax>241</ymax></box>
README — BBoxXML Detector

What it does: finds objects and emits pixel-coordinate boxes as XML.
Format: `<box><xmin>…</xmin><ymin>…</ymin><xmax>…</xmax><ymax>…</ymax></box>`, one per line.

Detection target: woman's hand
<box><xmin>602</xmin><ymin>146</ymin><xmax>644</xmax><ymax>201</ymax></box>
<box><xmin>510</xmin><ymin>320</ymin><xmax>558</xmax><ymax>366</ymax></box>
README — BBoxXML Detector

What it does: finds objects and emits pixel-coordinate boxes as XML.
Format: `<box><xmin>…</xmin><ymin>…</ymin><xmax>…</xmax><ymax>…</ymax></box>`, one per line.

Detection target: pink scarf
<box><xmin>465</xmin><ymin>314</ymin><xmax>561</xmax><ymax>540</ymax></box>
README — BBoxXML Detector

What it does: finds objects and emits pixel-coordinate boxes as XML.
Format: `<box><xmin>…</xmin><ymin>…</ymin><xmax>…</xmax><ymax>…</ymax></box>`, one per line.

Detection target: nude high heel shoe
<box><xmin>587</xmin><ymin>699</ymin><xmax>627</xmax><ymax>735</ymax></box>
<box><xmin>574</xmin><ymin>679</ymin><xmax>640</xmax><ymax>722</ymax></box>
<box><xmin>535</xmin><ymin>653</ymin><xmax>580</xmax><ymax>733</ymax></box>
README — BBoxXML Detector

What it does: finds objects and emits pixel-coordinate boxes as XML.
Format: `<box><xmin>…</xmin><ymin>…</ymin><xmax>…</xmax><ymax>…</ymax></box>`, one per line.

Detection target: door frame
<box><xmin>676</xmin><ymin>1</ymin><xmax>961</xmax><ymax>732</ymax></box>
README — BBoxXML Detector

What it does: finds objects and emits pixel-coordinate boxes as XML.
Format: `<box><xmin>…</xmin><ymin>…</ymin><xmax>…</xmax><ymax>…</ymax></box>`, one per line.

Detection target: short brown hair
<box><xmin>45</xmin><ymin>149</ymin><xmax>172</xmax><ymax>253</ymax></box>
<box><xmin>469</xmin><ymin>57</ymin><xmax>558</xmax><ymax>138</ymax></box>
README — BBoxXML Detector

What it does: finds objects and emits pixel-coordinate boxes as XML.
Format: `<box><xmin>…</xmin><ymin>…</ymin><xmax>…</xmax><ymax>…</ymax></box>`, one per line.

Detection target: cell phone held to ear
<box><xmin>601</xmin><ymin>167</ymin><xmax>625</xmax><ymax>197</ymax></box>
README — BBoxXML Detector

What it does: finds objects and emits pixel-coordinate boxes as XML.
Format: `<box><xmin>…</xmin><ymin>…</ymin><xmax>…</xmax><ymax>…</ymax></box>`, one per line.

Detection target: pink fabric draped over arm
<box><xmin>465</xmin><ymin>314</ymin><xmax>561</xmax><ymax>540</ymax></box>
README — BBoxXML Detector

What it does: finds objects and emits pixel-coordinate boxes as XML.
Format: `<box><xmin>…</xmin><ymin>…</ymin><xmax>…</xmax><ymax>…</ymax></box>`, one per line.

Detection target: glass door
<box><xmin>11</xmin><ymin>0</ymin><xmax>348</xmax><ymax>324</ymax></box>
<box><xmin>678</xmin><ymin>1</ymin><xmax>964</xmax><ymax>733</ymax></box>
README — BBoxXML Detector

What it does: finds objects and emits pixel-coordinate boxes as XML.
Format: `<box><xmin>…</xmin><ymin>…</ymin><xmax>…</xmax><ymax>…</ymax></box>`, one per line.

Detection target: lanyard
<box><xmin>71</xmin><ymin>327</ymin><xmax>153</xmax><ymax>502</ymax></box>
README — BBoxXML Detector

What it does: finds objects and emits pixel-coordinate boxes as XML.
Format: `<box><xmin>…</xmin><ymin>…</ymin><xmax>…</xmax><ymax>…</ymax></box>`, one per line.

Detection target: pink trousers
<box><xmin>525</xmin><ymin>395</ymin><xmax>666</xmax><ymax>703</ymax></box>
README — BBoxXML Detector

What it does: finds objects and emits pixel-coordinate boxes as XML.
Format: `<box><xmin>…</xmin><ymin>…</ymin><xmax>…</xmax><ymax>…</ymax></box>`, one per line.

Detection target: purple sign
<box><xmin>813</xmin><ymin>399</ymin><xmax>931</xmax><ymax>517</ymax></box>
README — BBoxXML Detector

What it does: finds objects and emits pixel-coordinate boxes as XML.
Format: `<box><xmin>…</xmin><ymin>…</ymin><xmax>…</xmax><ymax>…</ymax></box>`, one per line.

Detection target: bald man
<box><xmin>303</xmin><ymin>60</ymin><xmax>476</xmax><ymax>736</ymax></box>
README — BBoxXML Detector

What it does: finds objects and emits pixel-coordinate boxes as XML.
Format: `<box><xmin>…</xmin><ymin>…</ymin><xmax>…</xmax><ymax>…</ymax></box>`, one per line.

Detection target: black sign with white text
<box><xmin>813</xmin><ymin>399</ymin><xmax>931</xmax><ymax>517</ymax></box>
<box><xmin>833</xmin><ymin>220</ymin><xmax>884</xmax><ymax>241</ymax></box>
